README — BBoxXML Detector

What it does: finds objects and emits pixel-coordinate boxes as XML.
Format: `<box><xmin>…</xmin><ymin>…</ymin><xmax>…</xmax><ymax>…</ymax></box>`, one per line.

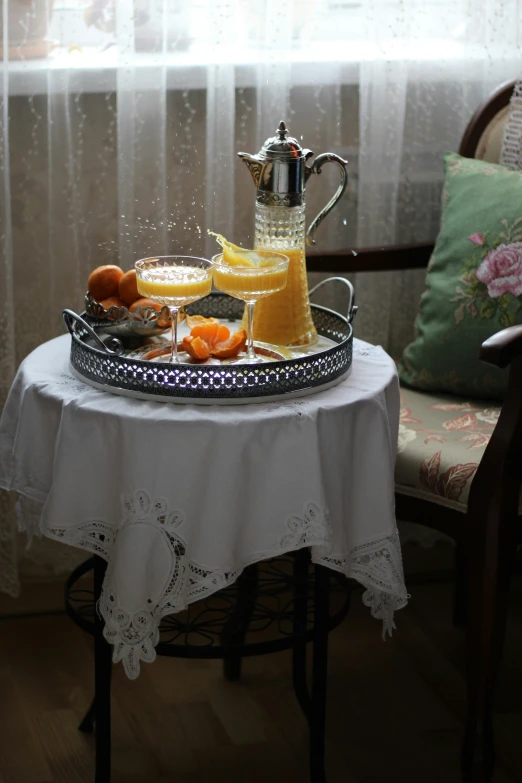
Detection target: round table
<box><xmin>0</xmin><ymin>333</ymin><xmax>407</xmax><ymax>780</ymax></box>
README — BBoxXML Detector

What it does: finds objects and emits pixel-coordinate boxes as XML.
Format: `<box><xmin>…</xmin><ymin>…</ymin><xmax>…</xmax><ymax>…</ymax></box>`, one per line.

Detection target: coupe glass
<box><xmin>135</xmin><ymin>256</ymin><xmax>212</xmax><ymax>363</ymax></box>
<box><xmin>212</xmin><ymin>249</ymin><xmax>289</xmax><ymax>364</ymax></box>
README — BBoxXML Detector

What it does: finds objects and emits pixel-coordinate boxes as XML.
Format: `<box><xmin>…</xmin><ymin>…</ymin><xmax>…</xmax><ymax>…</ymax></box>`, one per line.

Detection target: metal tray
<box><xmin>63</xmin><ymin>278</ymin><xmax>357</xmax><ymax>405</ymax></box>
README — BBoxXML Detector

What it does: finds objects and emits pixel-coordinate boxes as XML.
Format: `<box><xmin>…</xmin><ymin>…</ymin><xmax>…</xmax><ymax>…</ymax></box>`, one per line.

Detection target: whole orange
<box><xmin>99</xmin><ymin>296</ymin><xmax>126</xmax><ymax>310</ymax></box>
<box><xmin>88</xmin><ymin>265</ymin><xmax>124</xmax><ymax>301</ymax></box>
<box><xmin>129</xmin><ymin>297</ymin><xmax>162</xmax><ymax>313</ymax></box>
<box><xmin>99</xmin><ymin>296</ymin><xmax>127</xmax><ymax>320</ymax></box>
<box><xmin>118</xmin><ymin>269</ymin><xmax>139</xmax><ymax>305</ymax></box>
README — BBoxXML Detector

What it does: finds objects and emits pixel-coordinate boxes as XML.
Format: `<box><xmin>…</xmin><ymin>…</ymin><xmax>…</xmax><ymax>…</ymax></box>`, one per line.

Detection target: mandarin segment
<box><xmin>190</xmin><ymin>321</ymin><xmax>231</xmax><ymax>347</ymax></box>
<box><xmin>190</xmin><ymin>321</ymin><xmax>220</xmax><ymax>344</ymax></box>
<box><xmin>182</xmin><ymin>335</ymin><xmax>211</xmax><ymax>361</ymax></box>
<box><xmin>214</xmin><ymin>324</ymin><xmax>231</xmax><ymax>344</ymax></box>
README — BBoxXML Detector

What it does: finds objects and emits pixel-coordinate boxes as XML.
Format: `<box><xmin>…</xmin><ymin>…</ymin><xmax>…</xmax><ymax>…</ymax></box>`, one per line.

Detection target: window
<box><xmin>7</xmin><ymin>0</ymin><xmax>520</xmax><ymax>97</ymax></box>
<box><xmin>46</xmin><ymin>0</ymin><xmax>493</xmax><ymax>55</ymax></box>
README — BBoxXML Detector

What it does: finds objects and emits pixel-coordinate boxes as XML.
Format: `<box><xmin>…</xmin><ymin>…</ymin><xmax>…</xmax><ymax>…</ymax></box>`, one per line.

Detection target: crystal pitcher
<box><xmin>238</xmin><ymin>121</ymin><xmax>348</xmax><ymax>346</ymax></box>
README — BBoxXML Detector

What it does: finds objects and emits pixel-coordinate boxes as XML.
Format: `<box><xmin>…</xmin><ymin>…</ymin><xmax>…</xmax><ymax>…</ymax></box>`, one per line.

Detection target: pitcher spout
<box><xmin>237</xmin><ymin>152</ymin><xmax>265</xmax><ymax>189</ymax></box>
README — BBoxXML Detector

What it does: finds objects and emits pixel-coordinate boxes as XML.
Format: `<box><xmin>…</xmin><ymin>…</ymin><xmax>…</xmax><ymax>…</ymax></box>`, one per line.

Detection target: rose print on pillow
<box><xmin>451</xmin><ymin>218</ymin><xmax>522</xmax><ymax>328</ymax></box>
<box><xmin>476</xmin><ymin>243</ymin><xmax>522</xmax><ymax>298</ymax></box>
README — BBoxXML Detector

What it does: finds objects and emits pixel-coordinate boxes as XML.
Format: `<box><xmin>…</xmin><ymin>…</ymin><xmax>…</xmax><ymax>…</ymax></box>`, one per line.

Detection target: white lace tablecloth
<box><xmin>0</xmin><ymin>334</ymin><xmax>407</xmax><ymax>678</ymax></box>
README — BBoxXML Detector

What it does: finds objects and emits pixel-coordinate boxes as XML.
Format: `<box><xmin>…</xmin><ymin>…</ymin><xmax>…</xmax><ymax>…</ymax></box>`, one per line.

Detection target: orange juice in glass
<box><xmin>135</xmin><ymin>256</ymin><xmax>212</xmax><ymax>363</ymax></box>
<box><xmin>212</xmin><ymin>249</ymin><xmax>289</xmax><ymax>364</ymax></box>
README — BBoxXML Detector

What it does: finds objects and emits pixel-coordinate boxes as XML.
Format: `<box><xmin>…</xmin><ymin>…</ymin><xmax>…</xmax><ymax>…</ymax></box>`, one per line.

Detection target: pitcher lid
<box><xmin>261</xmin><ymin>121</ymin><xmax>305</xmax><ymax>157</ymax></box>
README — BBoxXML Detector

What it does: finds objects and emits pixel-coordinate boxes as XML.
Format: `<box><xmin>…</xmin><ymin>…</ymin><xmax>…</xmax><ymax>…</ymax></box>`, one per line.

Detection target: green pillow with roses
<box><xmin>398</xmin><ymin>151</ymin><xmax>522</xmax><ymax>401</ymax></box>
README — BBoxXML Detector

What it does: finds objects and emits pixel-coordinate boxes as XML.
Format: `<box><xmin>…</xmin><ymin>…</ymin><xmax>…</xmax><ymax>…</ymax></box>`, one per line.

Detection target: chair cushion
<box><xmin>396</xmin><ymin>386</ymin><xmax>502</xmax><ymax>512</ymax></box>
<box><xmin>398</xmin><ymin>152</ymin><xmax>522</xmax><ymax>401</ymax></box>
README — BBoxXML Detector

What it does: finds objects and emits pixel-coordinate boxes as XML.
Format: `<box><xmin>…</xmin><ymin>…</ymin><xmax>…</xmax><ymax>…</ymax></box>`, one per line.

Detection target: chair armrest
<box><xmin>479</xmin><ymin>325</ymin><xmax>522</xmax><ymax>369</ymax></box>
<box><xmin>468</xmin><ymin>326</ymin><xmax>522</xmax><ymax>522</ymax></box>
<box><xmin>306</xmin><ymin>242</ymin><xmax>434</xmax><ymax>274</ymax></box>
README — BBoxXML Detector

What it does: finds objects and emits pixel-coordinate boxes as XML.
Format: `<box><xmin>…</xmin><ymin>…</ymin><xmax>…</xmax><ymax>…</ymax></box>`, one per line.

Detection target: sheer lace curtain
<box><xmin>1</xmin><ymin>0</ymin><xmax>521</xmax><ymax>594</ymax></box>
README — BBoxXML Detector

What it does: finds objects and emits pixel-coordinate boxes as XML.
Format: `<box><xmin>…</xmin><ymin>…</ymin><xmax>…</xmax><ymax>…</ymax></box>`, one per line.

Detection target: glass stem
<box><xmin>246</xmin><ymin>301</ymin><xmax>257</xmax><ymax>361</ymax></box>
<box><xmin>170</xmin><ymin>307</ymin><xmax>179</xmax><ymax>363</ymax></box>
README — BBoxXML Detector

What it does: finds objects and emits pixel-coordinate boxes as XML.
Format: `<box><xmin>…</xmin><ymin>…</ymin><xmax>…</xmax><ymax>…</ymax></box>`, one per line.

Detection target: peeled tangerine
<box><xmin>181</xmin><ymin>317</ymin><xmax>246</xmax><ymax>361</ymax></box>
<box><xmin>209</xmin><ymin>232</ymin><xmax>317</xmax><ymax>346</ymax></box>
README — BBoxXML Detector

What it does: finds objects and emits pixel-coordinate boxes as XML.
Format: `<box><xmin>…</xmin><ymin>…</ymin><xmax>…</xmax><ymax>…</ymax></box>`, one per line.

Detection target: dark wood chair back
<box><xmin>459</xmin><ymin>79</ymin><xmax>516</xmax><ymax>159</ymax></box>
<box><xmin>307</xmin><ymin>80</ymin><xmax>516</xmax><ymax>274</ymax></box>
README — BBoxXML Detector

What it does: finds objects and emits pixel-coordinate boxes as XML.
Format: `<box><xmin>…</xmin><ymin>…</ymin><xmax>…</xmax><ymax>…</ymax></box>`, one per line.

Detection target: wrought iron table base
<box><xmin>65</xmin><ymin>551</ymin><xmax>350</xmax><ymax>783</ymax></box>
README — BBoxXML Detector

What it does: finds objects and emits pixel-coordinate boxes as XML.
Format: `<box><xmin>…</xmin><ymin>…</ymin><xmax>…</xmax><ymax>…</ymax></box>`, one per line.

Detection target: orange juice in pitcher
<box><xmin>238</xmin><ymin>121</ymin><xmax>348</xmax><ymax>346</ymax></box>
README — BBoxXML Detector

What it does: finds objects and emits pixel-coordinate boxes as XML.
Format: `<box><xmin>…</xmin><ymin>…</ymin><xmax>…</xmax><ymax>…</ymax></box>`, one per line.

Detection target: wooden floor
<box><xmin>2</xmin><ymin>560</ymin><xmax>522</xmax><ymax>783</ymax></box>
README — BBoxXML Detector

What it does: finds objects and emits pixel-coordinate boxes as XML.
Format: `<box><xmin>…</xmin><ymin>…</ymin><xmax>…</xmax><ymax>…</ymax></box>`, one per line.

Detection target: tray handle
<box><xmin>308</xmin><ymin>277</ymin><xmax>358</xmax><ymax>323</ymax></box>
<box><xmin>62</xmin><ymin>309</ymin><xmax>124</xmax><ymax>355</ymax></box>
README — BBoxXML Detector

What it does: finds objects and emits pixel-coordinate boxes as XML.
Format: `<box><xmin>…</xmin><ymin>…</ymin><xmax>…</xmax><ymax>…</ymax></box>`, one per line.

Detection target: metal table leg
<box><xmin>221</xmin><ymin>563</ymin><xmax>259</xmax><ymax>681</ymax></box>
<box><xmin>292</xmin><ymin>548</ymin><xmax>311</xmax><ymax>721</ymax></box>
<box><xmin>310</xmin><ymin>564</ymin><xmax>330</xmax><ymax>783</ymax></box>
<box><xmin>93</xmin><ymin>555</ymin><xmax>112</xmax><ymax>783</ymax></box>
<box><xmin>78</xmin><ymin>697</ymin><xmax>96</xmax><ymax>733</ymax></box>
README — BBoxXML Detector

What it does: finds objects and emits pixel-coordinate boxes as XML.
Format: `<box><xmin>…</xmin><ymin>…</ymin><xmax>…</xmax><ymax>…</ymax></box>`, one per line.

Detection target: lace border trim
<box><xmin>16</xmin><ymin>491</ymin><xmax>408</xmax><ymax>678</ymax></box>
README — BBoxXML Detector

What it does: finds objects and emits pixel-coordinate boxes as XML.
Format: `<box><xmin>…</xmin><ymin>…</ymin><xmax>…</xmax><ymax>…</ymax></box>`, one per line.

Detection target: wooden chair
<box><xmin>308</xmin><ymin>79</ymin><xmax>522</xmax><ymax>783</ymax></box>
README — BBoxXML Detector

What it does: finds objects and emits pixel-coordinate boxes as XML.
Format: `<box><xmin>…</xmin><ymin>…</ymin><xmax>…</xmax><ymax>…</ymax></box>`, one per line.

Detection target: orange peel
<box><xmin>185</xmin><ymin>314</ymin><xmax>220</xmax><ymax>330</ymax></box>
<box><xmin>212</xmin><ymin>329</ymin><xmax>247</xmax><ymax>358</ymax></box>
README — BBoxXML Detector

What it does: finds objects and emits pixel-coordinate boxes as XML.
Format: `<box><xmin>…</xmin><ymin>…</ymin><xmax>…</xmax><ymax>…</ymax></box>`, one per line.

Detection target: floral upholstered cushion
<box><xmin>398</xmin><ymin>152</ymin><xmax>522</xmax><ymax>401</ymax></box>
<box><xmin>395</xmin><ymin>386</ymin><xmax>510</xmax><ymax>512</ymax></box>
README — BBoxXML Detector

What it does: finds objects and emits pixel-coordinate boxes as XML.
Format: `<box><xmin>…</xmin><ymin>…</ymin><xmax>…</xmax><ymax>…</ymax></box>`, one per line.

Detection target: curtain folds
<box><xmin>1</xmin><ymin>0</ymin><xmax>521</xmax><ymax>592</ymax></box>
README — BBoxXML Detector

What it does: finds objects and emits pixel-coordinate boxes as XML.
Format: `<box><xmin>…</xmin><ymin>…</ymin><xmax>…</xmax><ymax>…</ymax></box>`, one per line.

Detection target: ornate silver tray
<box><xmin>64</xmin><ymin>278</ymin><xmax>357</xmax><ymax>405</ymax></box>
<box><xmin>84</xmin><ymin>292</ymin><xmax>173</xmax><ymax>337</ymax></box>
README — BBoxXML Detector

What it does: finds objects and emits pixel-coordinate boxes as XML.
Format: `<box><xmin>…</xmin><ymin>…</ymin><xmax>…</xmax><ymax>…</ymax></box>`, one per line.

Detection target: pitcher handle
<box><xmin>305</xmin><ymin>153</ymin><xmax>348</xmax><ymax>246</ymax></box>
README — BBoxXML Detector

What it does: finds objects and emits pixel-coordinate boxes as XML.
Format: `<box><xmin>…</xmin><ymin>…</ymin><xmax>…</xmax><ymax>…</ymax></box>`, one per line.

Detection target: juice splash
<box><xmin>210</xmin><ymin>231</ymin><xmax>288</xmax><ymax>302</ymax></box>
<box><xmin>209</xmin><ymin>232</ymin><xmax>317</xmax><ymax>346</ymax></box>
